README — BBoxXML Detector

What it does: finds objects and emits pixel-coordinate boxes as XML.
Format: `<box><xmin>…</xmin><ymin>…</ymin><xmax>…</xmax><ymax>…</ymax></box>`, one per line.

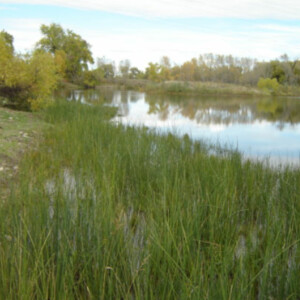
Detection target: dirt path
<box><xmin>0</xmin><ymin>107</ymin><xmax>49</xmax><ymax>201</ymax></box>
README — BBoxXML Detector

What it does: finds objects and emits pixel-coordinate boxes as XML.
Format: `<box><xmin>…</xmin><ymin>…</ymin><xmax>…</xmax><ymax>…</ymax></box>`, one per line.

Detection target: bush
<box><xmin>0</xmin><ymin>36</ymin><xmax>58</xmax><ymax>110</ymax></box>
<box><xmin>257</xmin><ymin>77</ymin><xmax>280</xmax><ymax>93</ymax></box>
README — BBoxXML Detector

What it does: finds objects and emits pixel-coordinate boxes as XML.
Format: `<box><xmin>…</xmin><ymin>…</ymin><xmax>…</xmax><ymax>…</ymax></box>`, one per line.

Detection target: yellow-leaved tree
<box><xmin>0</xmin><ymin>31</ymin><xmax>58</xmax><ymax>110</ymax></box>
<box><xmin>26</xmin><ymin>50</ymin><xmax>58</xmax><ymax>111</ymax></box>
<box><xmin>0</xmin><ymin>31</ymin><xmax>14</xmax><ymax>83</ymax></box>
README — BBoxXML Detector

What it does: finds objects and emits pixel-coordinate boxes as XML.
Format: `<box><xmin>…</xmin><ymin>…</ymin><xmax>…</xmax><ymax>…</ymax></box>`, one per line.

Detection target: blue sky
<box><xmin>1</xmin><ymin>1</ymin><xmax>300</xmax><ymax>69</ymax></box>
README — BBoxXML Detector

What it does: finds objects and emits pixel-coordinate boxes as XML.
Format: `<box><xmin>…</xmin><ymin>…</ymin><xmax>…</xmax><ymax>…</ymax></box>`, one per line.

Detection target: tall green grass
<box><xmin>1</xmin><ymin>100</ymin><xmax>300</xmax><ymax>299</ymax></box>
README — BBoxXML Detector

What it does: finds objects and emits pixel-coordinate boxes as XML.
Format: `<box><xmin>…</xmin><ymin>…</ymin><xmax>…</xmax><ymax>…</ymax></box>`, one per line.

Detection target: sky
<box><xmin>1</xmin><ymin>0</ymin><xmax>300</xmax><ymax>70</ymax></box>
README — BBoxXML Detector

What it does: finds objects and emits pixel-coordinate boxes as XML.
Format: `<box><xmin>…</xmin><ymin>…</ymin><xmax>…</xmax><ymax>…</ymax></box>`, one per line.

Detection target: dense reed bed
<box><xmin>1</xmin><ymin>100</ymin><xmax>300</xmax><ymax>299</ymax></box>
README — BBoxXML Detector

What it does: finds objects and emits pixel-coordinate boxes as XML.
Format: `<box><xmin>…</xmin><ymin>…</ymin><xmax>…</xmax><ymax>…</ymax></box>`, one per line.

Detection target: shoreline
<box><xmin>0</xmin><ymin>107</ymin><xmax>49</xmax><ymax>201</ymax></box>
<box><xmin>95</xmin><ymin>79</ymin><xmax>300</xmax><ymax>97</ymax></box>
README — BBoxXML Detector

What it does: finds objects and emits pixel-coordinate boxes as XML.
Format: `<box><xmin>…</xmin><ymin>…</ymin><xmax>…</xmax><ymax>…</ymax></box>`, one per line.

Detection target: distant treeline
<box><xmin>1</xmin><ymin>23</ymin><xmax>300</xmax><ymax>110</ymax></box>
<box><xmin>91</xmin><ymin>54</ymin><xmax>300</xmax><ymax>88</ymax></box>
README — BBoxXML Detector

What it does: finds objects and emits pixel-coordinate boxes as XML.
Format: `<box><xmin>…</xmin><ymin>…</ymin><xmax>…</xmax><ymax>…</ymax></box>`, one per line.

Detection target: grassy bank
<box><xmin>103</xmin><ymin>79</ymin><xmax>266</xmax><ymax>96</ymax></box>
<box><xmin>106</xmin><ymin>79</ymin><xmax>300</xmax><ymax>97</ymax></box>
<box><xmin>1</xmin><ymin>101</ymin><xmax>300</xmax><ymax>299</ymax></box>
<box><xmin>0</xmin><ymin>107</ymin><xmax>49</xmax><ymax>201</ymax></box>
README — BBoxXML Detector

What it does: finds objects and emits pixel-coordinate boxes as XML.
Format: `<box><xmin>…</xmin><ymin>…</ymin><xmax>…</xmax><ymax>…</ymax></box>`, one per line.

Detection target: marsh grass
<box><xmin>1</xmin><ymin>100</ymin><xmax>300</xmax><ymax>299</ymax></box>
<box><xmin>112</xmin><ymin>79</ymin><xmax>268</xmax><ymax>96</ymax></box>
<box><xmin>111</xmin><ymin>79</ymin><xmax>300</xmax><ymax>97</ymax></box>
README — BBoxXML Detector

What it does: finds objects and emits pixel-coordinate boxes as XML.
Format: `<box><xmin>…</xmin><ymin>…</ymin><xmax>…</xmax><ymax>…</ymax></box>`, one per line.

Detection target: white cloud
<box><xmin>1</xmin><ymin>0</ymin><xmax>300</xmax><ymax>19</ymax></box>
<box><xmin>2</xmin><ymin>18</ymin><xmax>46</xmax><ymax>51</ymax></box>
<box><xmin>2</xmin><ymin>16</ymin><xmax>300</xmax><ymax>68</ymax></box>
<box><xmin>83</xmin><ymin>26</ymin><xmax>300</xmax><ymax>68</ymax></box>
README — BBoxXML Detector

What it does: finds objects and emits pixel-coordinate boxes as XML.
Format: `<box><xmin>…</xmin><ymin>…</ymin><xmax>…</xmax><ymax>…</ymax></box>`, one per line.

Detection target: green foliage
<box><xmin>129</xmin><ymin>67</ymin><xmax>144</xmax><ymax>79</ymax></box>
<box><xmin>37</xmin><ymin>23</ymin><xmax>94</xmax><ymax>82</ymax></box>
<box><xmin>270</xmin><ymin>61</ymin><xmax>286</xmax><ymax>84</ymax></box>
<box><xmin>0</xmin><ymin>30</ymin><xmax>14</xmax><ymax>53</ymax></box>
<box><xmin>0</xmin><ymin>34</ymin><xmax>58</xmax><ymax>110</ymax></box>
<box><xmin>63</xmin><ymin>30</ymin><xmax>94</xmax><ymax>81</ymax></box>
<box><xmin>26</xmin><ymin>50</ymin><xmax>58</xmax><ymax>110</ymax></box>
<box><xmin>165</xmin><ymin>82</ymin><xmax>190</xmax><ymax>93</ymax></box>
<box><xmin>145</xmin><ymin>62</ymin><xmax>161</xmax><ymax>82</ymax></box>
<box><xmin>54</xmin><ymin>49</ymin><xmax>67</xmax><ymax>78</ymax></box>
<box><xmin>257</xmin><ymin>77</ymin><xmax>280</xmax><ymax>93</ymax></box>
<box><xmin>119</xmin><ymin>59</ymin><xmax>130</xmax><ymax>78</ymax></box>
<box><xmin>0</xmin><ymin>34</ymin><xmax>14</xmax><ymax>82</ymax></box>
<box><xmin>39</xmin><ymin>23</ymin><xmax>65</xmax><ymax>53</ymax></box>
<box><xmin>180</xmin><ymin>61</ymin><xmax>195</xmax><ymax>81</ymax></box>
<box><xmin>82</xmin><ymin>69</ymin><xmax>105</xmax><ymax>88</ymax></box>
<box><xmin>96</xmin><ymin>57</ymin><xmax>115</xmax><ymax>80</ymax></box>
<box><xmin>159</xmin><ymin>56</ymin><xmax>171</xmax><ymax>81</ymax></box>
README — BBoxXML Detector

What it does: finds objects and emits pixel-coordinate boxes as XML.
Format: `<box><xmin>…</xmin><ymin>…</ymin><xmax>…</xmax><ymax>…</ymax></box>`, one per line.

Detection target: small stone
<box><xmin>0</xmin><ymin>166</ymin><xmax>3</xmax><ymax>171</ymax></box>
<box><xmin>13</xmin><ymin>166</ymin><xmax>18</xmax><ymax>170</ymax></box>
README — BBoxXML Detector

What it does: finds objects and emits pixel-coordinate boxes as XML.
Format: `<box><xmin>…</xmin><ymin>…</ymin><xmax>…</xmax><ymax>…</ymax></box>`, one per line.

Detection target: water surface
<box><xmin>61</xmin><ymin>88</ymin><xmax>300</xmax><ymax>166</ymax></box>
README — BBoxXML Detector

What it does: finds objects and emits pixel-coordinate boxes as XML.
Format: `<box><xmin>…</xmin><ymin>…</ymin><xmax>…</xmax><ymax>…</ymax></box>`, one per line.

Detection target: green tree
<box><xmin>1</xmin><ymin>33</ymin><xmax>58</xmax><ymax>110</ymax></box>
<box><xmin>63</xmin><ymin>30</ymin><xmax>94</xmax><ymax>81</ymax></box>
<box><xmin>257</xmin><ymin>77</ymin><xmax>280</xmax><ymax>93</ymax></box>
<box><xmin>180</xmin><ymin>61</ymin><xmax>195</xmax><ymax>81</ymax></box>
<box><xmin>26</xmin><ymin>50</ymin><xmax>58</xmax><ymax>110</ymax></box>
<box><xmin>37</xmin><ymin>23</ymin><xmax>94</xmax><ymax>82</ymax></box>
<box><xmin>159</xmin><ymin>56</ymin><xmax>171</xmax><ymax>81</ymax></box>
<box><xmin>129</xmin><ymin>67</ymin><xmax>143</xmax><ymax>79</ymax></box>
<box><xmin>119</xmin><ymin>59</ymin><xmax>131</xmax><ymax>78</ymax></box>
<box><xmin>145</xmin><ymin>62</ymin><xmax>161</xmax><ymax>82</ymax></box>
<box><xmin>54</xmin><ymin>49</ymin><xmax>67</xmax><ymax>78</ymax></box>
<box><xmin>0</xmin><ymin>30</ymin><xmax>14</xmax><ymax>53</ymax></box>
<box><xmin>39</xmin><ymin>24</ymin><xmax>65</xmax><ymax>53</ymax></box>
<box><xmin>270</xmin><ymin>60</ymin><xmax>286</xmax><ymax>84</ymax></box>
<box><xmin>97</xmin><ymin>57</ymin><xmax>115</xmax><ymax>80</ymax></box>
<box><xmin>170</xmin><ymin>65</ymin><xmax>181</xmax><ymax>80</ymax></box>
<box><xmin>0</xmin><ymin>33</ymin><xmax>14</xmax><ymax>83</ymax></box>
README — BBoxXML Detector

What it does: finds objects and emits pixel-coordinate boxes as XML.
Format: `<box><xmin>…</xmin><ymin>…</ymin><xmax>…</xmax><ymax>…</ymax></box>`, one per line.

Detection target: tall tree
<box><xmin>0</xmin><ymin>30</ymin><xmax>14</xmax><ymax>53</ymax></box>
<box><xmin>37</xmin><ymin>23</ymin><xmax>94</xmax><ymax>82</ymax></box>
<box><xmin>1</xmin><ymin>33</ymin><xmax>58</xmax><ymax>110</ymax></box>
<box><xmin>39</xmin><ymin>24</ymin><xmax>65</xmax><ymax>53</ymax></box>
<box><xmin>145</xmin><ymin>63</ymin><xmax>161</xmax><ymax>82</ymax></box>
<box><xmin>119</xmin><ymin>59</ymin><xmax>131</xmax><ymax>78</ymax></box>
<box><xmin>180</xmin><ymin>61</ymin><xmax>195</xmax><ymax>81</ymax></box>
<box><xmin>159</xmin><ymin>56</ymin><xmax>171</xmax><ymax>81</ymax></box>
<box><xmin>97</xmin><ymin>57</ymin><xmax>116</xmax><ymax>79</ymax></box>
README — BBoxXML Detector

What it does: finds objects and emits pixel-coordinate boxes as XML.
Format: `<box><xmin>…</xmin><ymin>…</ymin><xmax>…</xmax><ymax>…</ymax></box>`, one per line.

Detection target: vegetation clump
<box><xmin>257</xmin><ymin>77</ymin><xmax>280</xmax><ymax>94</ymax></box>
<box><xmin>0</xmin><ymin>30</ymin><xmax>58</xmax><ymax>110</ymax></box>
<box><xmin>37</xmin><ymin>23</ymin><xmax>94</xmax><ymax>83</ymax></box>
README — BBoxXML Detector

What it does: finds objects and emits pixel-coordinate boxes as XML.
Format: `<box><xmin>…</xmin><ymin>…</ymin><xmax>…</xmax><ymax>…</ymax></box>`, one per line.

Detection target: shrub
<box><xmin>0</xmin><ymin>37</ymin><xmax>58</xmax><ymax>110</ymax></box>
<box><xmin>257</xmin><ymin>77</ymin><xmax>280</xmax><ymax>93</ymax></box>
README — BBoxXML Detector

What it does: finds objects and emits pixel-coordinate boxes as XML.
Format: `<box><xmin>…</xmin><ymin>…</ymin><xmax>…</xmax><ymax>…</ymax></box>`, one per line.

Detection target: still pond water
<box><xmin>61</xmin><ymin>87</ymin><xmax>300</xmax><ymax>166</ymax></box>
